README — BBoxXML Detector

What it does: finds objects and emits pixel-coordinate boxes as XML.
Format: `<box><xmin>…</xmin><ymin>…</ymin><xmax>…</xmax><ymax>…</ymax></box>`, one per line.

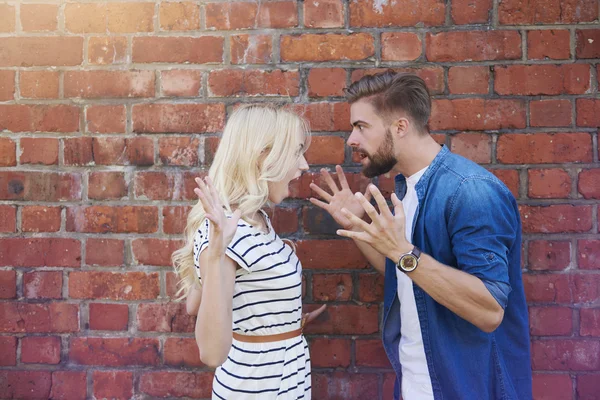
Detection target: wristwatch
<box><xmin>396</xmin><ymin>246</ymin><xmax>421</xmax><ymax>273</ymax></box>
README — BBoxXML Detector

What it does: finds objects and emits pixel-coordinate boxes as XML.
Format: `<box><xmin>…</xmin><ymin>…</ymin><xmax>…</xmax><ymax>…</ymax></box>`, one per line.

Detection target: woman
<box><xmin>173</xmin><ymin>105</ymin><xmax>323</xmax><ymax>399</ymax></box>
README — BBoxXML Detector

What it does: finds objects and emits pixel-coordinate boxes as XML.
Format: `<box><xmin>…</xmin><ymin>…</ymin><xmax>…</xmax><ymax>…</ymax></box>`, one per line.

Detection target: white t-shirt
<box><xmin>396</xmin><ymin>166</ymin><xmax>434</xmax><ymax>399</ymax></box>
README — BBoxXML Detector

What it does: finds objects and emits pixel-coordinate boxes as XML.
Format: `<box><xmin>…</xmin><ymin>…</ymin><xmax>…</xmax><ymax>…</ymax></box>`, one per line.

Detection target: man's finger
<box><xmin>391</xmin><ymin>193</ymin><xmax>406</xmax><ymax>221</ymax></box>
<box><xmin>336</xmin><ymin>229</ymin><xmax>370</xmax><ymax>242</ymax></box>
<box><xmin>369</xmin><ymin>185</ymin><xmax>393</xmax><ymax>219</ymax></box>
<box><xmin>309</xmin><ymin>183</ymin><xmax>333</xmax><ymax>202</ymax></box>
<box><xmin>340</xmin><ymin>207</ymin><xmax>372</xmax><ymax>232</ymax></box>
<box><xmin>304</xmin><ymin>304</ymin><xmax>327</xmax><ymax>325</ymax></box>
<box><xmin>355</xmin><ymin>192</ymin><xmax>381</xmax><ymax>227</ymax></box>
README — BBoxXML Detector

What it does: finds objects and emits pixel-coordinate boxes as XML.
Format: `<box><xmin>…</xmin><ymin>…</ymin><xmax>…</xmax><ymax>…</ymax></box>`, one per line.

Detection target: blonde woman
<box><xmin>173</xmin><ymin>105</ymin><xmax>324</xmax><ymax>400</ymax></box>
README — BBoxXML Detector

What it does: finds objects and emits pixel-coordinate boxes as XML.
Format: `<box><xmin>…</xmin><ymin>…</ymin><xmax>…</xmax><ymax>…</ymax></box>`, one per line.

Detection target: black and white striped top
<box><xmin>194</xmin><ymin>210</ymin><xmax>311</xmax><ymax>399</ymax></box>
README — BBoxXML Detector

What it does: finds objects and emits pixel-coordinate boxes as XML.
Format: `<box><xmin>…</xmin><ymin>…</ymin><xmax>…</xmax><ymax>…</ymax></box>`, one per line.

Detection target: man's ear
<box><xmin>392</xmin><ymin>118</ymin><xmax>410</xmax><ymax>138</ymax></box>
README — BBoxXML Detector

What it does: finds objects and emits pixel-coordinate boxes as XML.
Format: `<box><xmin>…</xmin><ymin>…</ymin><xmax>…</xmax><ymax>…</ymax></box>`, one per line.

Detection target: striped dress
<box><xmin>194</xmin><ymin>210</ymin><xmax>311</xmax><ymax>400</ymax></box>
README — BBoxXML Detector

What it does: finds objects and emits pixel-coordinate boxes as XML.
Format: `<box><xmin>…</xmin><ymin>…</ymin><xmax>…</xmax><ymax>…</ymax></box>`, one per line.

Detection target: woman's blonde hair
<box><xmin>172</xmin><ymin>104</ymin><xmax>310</xmax><ymax>299</ymax></box>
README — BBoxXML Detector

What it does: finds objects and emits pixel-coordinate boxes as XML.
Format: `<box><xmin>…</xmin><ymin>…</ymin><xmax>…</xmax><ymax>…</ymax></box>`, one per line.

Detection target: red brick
<box><xmin>88</xmin><ymin>171</ymin><xmax>127</xmax><ymax>200</ymax></box>
<box><xmin>430</xmin><ymin>99</ymin><xmax>526</xmax><ymax>131</ymax></box>
<box><xmin>0</xmin><ymin>336</ymin><xmax>16</xmax><ymax>365</ymax></box>
<box><xmin>21</xmin><ymin>4</ymin><xmax>58</xmax><ymax>32</ymax></box>
<box><xmin>64</xmin><ymin>3</ymin><xmax>107</xmax><ymax>33</ymax></box>
<box><xmin>576</xmin><ymin>29</ymin><xmax>600</xmax><ymax>58</ymax></box>
<box><xmin>578</xmin><ymin>240</ymin><xmax>600</xmax><ymax>270</ymax></box>
<box><xmin>161</xmin><ymin>70</ymin><xmax>201</xmax><ymax>97</ymax></box>
<box><xmin>528</xmin><ymin>240</ymin><xmax>571</xmax><ymax>271</ymax></box>
<box><xmin>88</xmin><ymin>36</ymin><xmax>128</xmax><ymax>65</ymax></box>
<box><xmin>133</xmin><ymin>103</ymin><xmax>225</xmax><ymax>133</ymax></box>
<box><xmin>86</xmin><ymin>105</ymin><xmax>126</xmax><ymax>134</ymax></box>
<box><xmin>528</xmin><ymin>168</ymin><xmax>572</xmax><ymax>199</ymax></box>
<box><xmin>66</xmin><ymin>205</ymin><xmax>158</xmax><ymax>234</ymax></box>
<box><xmin>528</xmin><ymin>30</ymin><xmax>571</xmax><ymax>60</ymax></box>
<box><xmin>206</xmin><ymin>1</ymin><xmax>297</xmax><ymax>29</ymax></box>
<box><xmin>269</xmin><ymin>207</ymin><xmax>299</xmax><ymax>234</ymax></box>
<box><xmin>86</xmin><ymin>238</ymin><xmax>125</xmax><ymax>267</ymax></box>
<box><xmin>532</xmin><ymin>374</ymin><xmax>573</xmax><ymax>400</ymax></box>
<box><xmin>20</xmin><ymin>138</ymin><xmax>58</xmax><ymax>165</ymax></box>
<box><xmin>164</xmin><ymin>338</ymin><xmax>203</xmax><ymax>367</ymax></box>
<box><xmin>21</xmin><ymin>206</ymin><xmax>61</xmax><ymax>232</ymax></box>
<box><xmin>308</xmin><ymin>338</ymin><xmax>351</xmax><ymax>367</ymax></box>
<box><xmin>0</xmin><ymin>138</ymin><xmax>16</xmax><ymax>167</ymax></box>
<box><xmin>139</xmin><ymin>372</ymin><xmax>213</xmax><ymax>398</ymax></box>
<box><xmin>0</xmin><ymin>37</ymin><xmax>83</xmax><ymax>66</ymax></box>
<box><xmin>92</xmin><ymin>136</ymin><xmax>155</xmax><ymax>166</ymax></box>
<box><xmin>89</xmin><ymin>303</ymin><xmax>129</xmax><ymax>331</ymax></box>
<box><xmin>0</xmin><ymin>303</ymin><xmax>79</xmax><ymax>333</ymax></box>
<box><xmin>69</xmin><ymin>271</ymin><xmax>159</xmax><ymax>300</ymax></box>
<box><xmin>451</xmin><ymin>0</ymin><xmax>492</xmax><ymax>24</ymax></box>
<box><xmin>70</xmin><ymin>337</ymin><xmax>159</xmax><ymax>367</ymax></box>
<box><xmin>350</xmin><ymin>0</ymin><xmax>444</xmax><ymax>26</ymax></box>
<box><xmin>0</xmin><ymin>205</ymin><xmax>16</xmax><ymax>233</ymax></box>
<box><xmin>0</xmin><ymin>172</ymin><xmax>82</xmax><ymax>201</ymax></box>
<box><xmin>0</xmin><ymin>4</ymin><xmax>15</xmax><ymax>33</ymax></box>
<box><xmin>0</xmin><ymin>371</ymin><xmax>51</xmax><ymax>399</ymax></box>
<box><xmin>0</xmin><ymin>270</ymin><xmax>16</xmax><ymax>299</ymax></box>
<box><xmin>383</xmin><ymin>373</ymin><xmax>396</xmax><ymax>400</ymax></box>
<box><xmin>577</xmin><ymin>98</ymin><xmax>600</xmax><ymax>127</ymax></box>
<box><xmin>0</xmin><ymin>104</ymin><xmax>80</xmax><ymax>133</ymax></box>
<box><xmin>291</xmin><ymin>170</ymin><xmax>370</xmax><ymax>200</ymax></box>
<box><xmin>448</xmin><ymin>66</ymin><xmax>490</xmax><ymax>94</ymax></box>
<box><xmin>166</xmin><ymin>272</ymin><xmax>180</xmax><ymax>299</ymax></box>
<box><xmin>522</xmin><ymin>273</ymin><xmax>572</xmax><ymax>303</ymax></box>
<box><xmin>133</xmin><ymin>36</ymin><xmax>223</xmax><ymax>64</ymax></box>
<box><xmin>208</xmin><ymin>69</ymin><xmax>299</xmax><ymax>97</ymax></box>
<box><xmin>500</xmin><ymin>0</ymin><xmax>598</xmax><ymax>24</ymax></box>
<box><xmin>65</xmin><ymin>70</ymin><xmax>154</xmax><ymax>98</ymax></box>
<box><xmin>159</xmin><ymin>136</ymin><xmax>199</xmax><ymax>167</ymax></box>
<box><xmin>530</xmin><ymin>99</ymin><xmax>572</xmax><ymax>127</ymax></box>
<box><xmin>520</xmin><ymin>205</ymin><xmax>592</xmax><ymax>233</ymax></box>
<box><xmin>351</xmin><ymin>66</ymin><xmax>445</xmax><ymax>94</ymax></box>
<box><xmin>495</xmin><ymin>64</ymin><xmax>590</xmax><ymax>95</ymax></box>
<box><xmin>578</xmin><ymin>169</ymin><xmax>600</xmax><ymax>199</ymax></box>
<box><xmin>573</xmin><ymin>274</ymin><xmax>600</xmax><ymax>303</ymax></box>
<box><xmin>93</xmin><ymin>371</ymin><xmax>133</xmax><ymax>400</ymax></box>
<box><xmin>305</xmin><ymin>136</ymin><xmax>345</xmax><ymax>164</ymax></box>
<box><xmin>23</xmin><ymin>271</ymin><xmax>62</xmax><ymax>299</ymax></box>
<box><xmin>304</xmin><ymin>0</ymin><xmax>344</xmax><ymax>28</ymax></box>
<box><xmin>313</xmin><ymin>273</ymin><xmax>352</xmax><ymax>301</ymax></box>
<box><xmin>580</xmin><ymin>308</ymin><xmax>600</xmax><ymax>336</ymax></box>
<box><xmin>358</xmin><ymin>273</ymin><xmax>384</xmax><ymax>302</ymax></box>
<box><xmin>63</xmin><ymin>137</ymin><xmax>93</xmax><ymax>166</ymax></box>
<box><xmin>381</xmin><ymin>32</ymin><xmax>422</xmax><ymax>61</ymax></box>
<box><xmin>529</xmin><ymin>306</ymin><xmax>573</xmax><ymax>336</ymax></box>
<box><xmin>450</xmin><ymin>133</ymin><xmax>492</xmax><ymax>164</ymax></box>
<box><xmin>132</xmin><ymin>238</ymin><xmax>184</xmax><ymax>267</ymax></box>
<box><xmin>0</xmin><ymin>70</ymin><xmax>14</xmax><ymax>100</ymax></box>
<box><xmin>577</xmin><ymin>374</ymin><xmax>600</xmax><ymax>400</ymax></box>
<box><xmin>21</xmin><ymin>336</ymin><xmax>61</xmax><ymax>364</ymax></box>
<box><xmin>312</xmin><ymin>372</ymin><xmax>380</xmax><ymax>400</ymax></box>
<box><xmin>532</xmin><ymin>339</ymin><xmax>600</xmax><ymax>370</ymax></box>
<box><xmin>307</xmin><ymin>68</ymin><xmax>346</xmax><ymax>97</ymax></box>
<box><xmin>160</xmin><ymin>1</ymin><xmax>200</xmax><ymax>31</ymax></box>
<box><xmin>0</xmin><ymin>238</ymin><xmax>81</xmax><ymax>268</ymax></box>
<box><xmin>52</xmin><ymin>371</ymin><xmax>88</xmax><ymax>400</ymax></box>
<box><xmin>137</xmin><ymin>302</ymin><xmax>195</xmax><ymax>332</ymax></box>
<box><xmin>356</xmin><ymin>339</ymin><xmax>391</xmax><ymax>367</ymax></box>
<box><xmin>297</xmin><ymin>240</ymin><xmax>369</xmax><ymax>269</ymax></box>
<box><xmin>497</xmin><ymin>133</ymin><xmax>592</xmax><ymax>164</ymax></box>
<box><xmin>303</xmin><ymin>304</ymin><xmax>379</xmax><ymax>334</ymax></box>
<box><xmin>163</xmin><ymin>206</ymin><xmax>191</xmax><ymax>234</ymax></box>
<box><xmin>426</xmin><ymin>31</ymin><xmax>521</xmax><ymax>61</ymax></box>
<box><xmin>490</xmin><ymin>169</ymin><xmax>519</xmax><ymax>198</ymax></box>
<box><xmin>107</xmin><ymin>2</ymin><xmax>155</xmax><ymax>33</ymax></box>
<box><xmin>281</xmin><ymin>33</ymin><xmax>375</xmax><ymax>62</ymax></box>
<box><xmin>231</xmin><ymin>34</ymin><xmax>272</xmax><ymax>64</ymax></box>
<box><xmin>289</xmin><ymin>102</ymin><xmax>350</xmax><ymax>133</ymax></box>
<box><xmin>19</xmin><ymin>70</ymin><xmax>58</xmax><ymax>99</ymax></box>
<box><xmin>201</xmin><ymin>136</ymin><xmax>220</xmax><ymax>166</ymax></box>
<box><xmin>135</xmin><ymin>171</ymin><xmax>179</xmax><ymax>201</ymax></box>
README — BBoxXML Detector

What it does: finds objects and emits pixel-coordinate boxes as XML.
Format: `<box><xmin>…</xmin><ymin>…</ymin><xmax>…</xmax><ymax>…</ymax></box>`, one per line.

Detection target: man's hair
<box><xmin>345</xmin><ymin>71</ymin><xmax>431</xmax><ymax>133</ymax></box>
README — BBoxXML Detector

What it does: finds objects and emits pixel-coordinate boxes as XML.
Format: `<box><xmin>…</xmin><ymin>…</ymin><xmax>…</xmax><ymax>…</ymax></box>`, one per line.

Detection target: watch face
<box><xmin>400</xmin><ymin>255</ymin><xmax>418</xmax><ymax>272</ymax></box>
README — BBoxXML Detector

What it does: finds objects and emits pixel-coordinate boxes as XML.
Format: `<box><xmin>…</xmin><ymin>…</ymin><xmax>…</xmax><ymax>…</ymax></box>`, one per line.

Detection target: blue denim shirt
<box><xmin>382</xmin><ymin>145</ymin><xmax>532</xmax><ymax>400</ymax></box>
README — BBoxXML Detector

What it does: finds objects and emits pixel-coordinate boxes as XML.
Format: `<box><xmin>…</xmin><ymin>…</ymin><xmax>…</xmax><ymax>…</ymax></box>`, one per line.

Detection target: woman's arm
<box><xmin>186</xmin><ymin>283</ymin><xmax>203</xmax><ymax>316</ymax></box>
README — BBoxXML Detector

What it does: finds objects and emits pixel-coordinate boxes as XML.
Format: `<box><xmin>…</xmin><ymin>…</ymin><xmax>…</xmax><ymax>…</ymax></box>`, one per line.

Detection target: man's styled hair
<box><xmin>345</xmin><ymin>71</ymin><xmax>432</xmax><ymax>133</ymax></box>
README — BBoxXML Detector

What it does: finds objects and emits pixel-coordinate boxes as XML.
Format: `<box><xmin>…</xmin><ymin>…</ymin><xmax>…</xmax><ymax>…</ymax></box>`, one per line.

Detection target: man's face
<box><xmin>348</xmin><ymin>100</ymin><xmax>398</xmax><ymax>178</ymax></box>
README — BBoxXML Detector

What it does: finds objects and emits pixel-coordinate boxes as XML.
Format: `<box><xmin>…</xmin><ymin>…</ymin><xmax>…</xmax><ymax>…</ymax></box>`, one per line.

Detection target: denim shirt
<box><xmin>382</xmin><ymin>146</ymin><xmax>532</xmax><ymax>400</ymax></box>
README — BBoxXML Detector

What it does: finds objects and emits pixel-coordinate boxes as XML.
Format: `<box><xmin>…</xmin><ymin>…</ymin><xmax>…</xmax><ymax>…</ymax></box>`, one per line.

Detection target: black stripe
<box><xmin>233</xmin><ymin>281</ymin><xmax>301</xmax><ymax>299</ymax></box>
<box><xmin>248</xmin><ymin>316</ymin><xmax>302</xmax><ymax>332</ymax></box>
<box><xmin>232</xmin><ymin>294</ymin><xmax>301</xmax><ymax>312</ymax></box>
<box><xmin>234</xmin><ymin>305</ymin><xmax>302</xmax><ymax>324</ymax></box>
<box><xmin>248</xmin><ymin>242</ymin><xmax>287</xmax><ymax>267</ymax></box>
<box><xmin>245</xmin><ymin>249</ymin><xmax>296</xmax><ymax>275</ymax></box>
<box><xmin>226</xmin><ymin>355</ymin><xmax>285</xmax><ymax>368</ymax></box>
<box><xmin>212</xmin><ymin>388</ymin><xmax>226</xmax><ymax>400</ymax></box>
<box><xmin>220</xmin><ymin>366</ymin><xmax>282</xmax><ymax>381</ymax></box>
<box><xmin>230</xmin><ymin>232</ymin><xmax>261</xmax><ymax>249</ymax></box>
<box><xmin>214</xmin><ymin>374</ymin><xmax>279</xmax><ymax>394</ymax></box>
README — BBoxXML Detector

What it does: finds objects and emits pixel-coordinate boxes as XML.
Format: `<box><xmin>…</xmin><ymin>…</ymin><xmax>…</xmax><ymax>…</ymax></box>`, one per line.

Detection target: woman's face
<box><xmin>267</xmin><ymin>143</ymin><xmax>309</xmax><ymax>204</ymax></box>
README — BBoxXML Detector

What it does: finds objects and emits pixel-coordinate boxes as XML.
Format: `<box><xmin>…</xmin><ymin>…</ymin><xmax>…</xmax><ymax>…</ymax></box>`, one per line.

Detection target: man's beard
<box><xmin>361</xmin><ymin>129</ymin><xmax>397</xmax><ymax>178</ymax></box>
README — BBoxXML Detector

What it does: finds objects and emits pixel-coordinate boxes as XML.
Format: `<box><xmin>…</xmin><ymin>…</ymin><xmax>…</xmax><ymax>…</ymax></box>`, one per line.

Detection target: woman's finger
<box><xmin>321</xmin><ymin>168</ymin><xmax>340</xmax><ymax>194</ymax></box>
<box><xmin>309</xmin><ymin>183</ymin><xmax>333</xmax><ymax>202</ymax></box>
<box><xmin>335</xmin><ymin>165</ymin><xmax>350</xmax><ymax>190</ymax></box>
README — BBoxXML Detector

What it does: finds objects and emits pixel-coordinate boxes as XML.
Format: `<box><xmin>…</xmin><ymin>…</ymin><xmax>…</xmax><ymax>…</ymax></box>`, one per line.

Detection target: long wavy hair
<box><xmin>172</xmin><ymin>104</ymin><xmax>310</xmax><ymax>299</ymax></box>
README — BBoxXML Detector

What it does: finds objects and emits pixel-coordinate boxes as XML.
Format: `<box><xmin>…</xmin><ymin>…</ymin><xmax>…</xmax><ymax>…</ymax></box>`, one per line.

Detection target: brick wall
<box><xmin>0</xmin><ymin>0</ymin><xmax>599</xmax><ymax>399</ymax></box>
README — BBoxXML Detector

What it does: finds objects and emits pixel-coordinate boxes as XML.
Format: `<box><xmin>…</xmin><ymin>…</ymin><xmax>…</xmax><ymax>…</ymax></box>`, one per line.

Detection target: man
<box><xmin>310</xmin><ymin>72</ymin><xmax>532</xmax><ymax>400</ymax></box>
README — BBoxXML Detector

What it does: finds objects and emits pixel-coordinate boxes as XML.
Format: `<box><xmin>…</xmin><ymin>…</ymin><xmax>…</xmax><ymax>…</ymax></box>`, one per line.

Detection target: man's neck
<box><xmin>392</xmin><ymin>135</ymin><xmax>442</xmax><ymax>177</ymax></box>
